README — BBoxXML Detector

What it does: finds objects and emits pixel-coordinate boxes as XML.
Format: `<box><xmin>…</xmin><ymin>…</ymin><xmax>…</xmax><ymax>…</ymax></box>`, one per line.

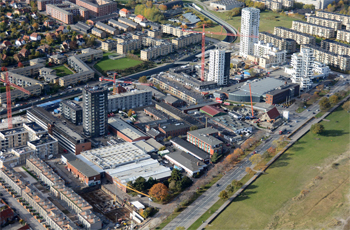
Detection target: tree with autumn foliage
<box><xmin>159</xmin><ymin>4</ymin><xmax>167</xmax><ymax>11</ymax></box>
<box><xmin>267</xmin><ymin>147</ymin><xmax>276</xmax><ymax>156</ymax></box>
<box><xmin>149</xmin><ymin>183</ymin><xmax>169</xmax><ymax>201</ymax></box>
<box><xmin>233</xmin><ymin>148</ymin><xmax>243</xmax><ymax>156</ymax></box>
<box><xmin>32</xmin><ymin>23</ymin><xmax>39</xmax><ymax>31</ymax></box>
<box><xmin>1</xmin><ymin>66</ymin><xmax>7</xmax><ymax>72</ymax></box>
<box><xmin>18</xmin><ymin>62</ymin><xmax>24</xmax><ymax>68</ymax></box>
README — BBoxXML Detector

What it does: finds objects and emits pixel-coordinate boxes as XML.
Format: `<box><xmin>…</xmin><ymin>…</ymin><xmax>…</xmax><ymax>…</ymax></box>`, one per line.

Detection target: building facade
<box><xmin>291</xmin><ymin>20</ymin><xmax>335</xmax><ymax>38</ymax></box>
<box><xmin>336</xmin><ymin>30</ymin><xmax>350</xmax><ymax>43</ymax></box>
<box><xmin>274</xmin><ymin>27</ymin><xmax>316</xmax><ymax>45</ymax></box>
<box><xmin>60</xmin><ymin>100</ymin><xmax>83</xmax><ymax>125</ymax></box>
<box><xmin>240</xmin><ymin>7</ymin><xmax>260</xmax><ymax>57</ymax></box>
<box><xmin>307</xmin><ymin>16</ymin><xmax>342</xmax><ymax>31</ymax></box>
<box><xmin>290</xmin><ymin>47</ymin><xmax>315</xmax><ymax>89</ymax></box>
<box><xmin>316</xmin><ymin>10</ymin><xmax>350</xmax><ymax>26</ymax></box>
<box><xmin>208</xmin><ymin>50</ymin><xmax>230</xmax><ymax>86</ymax></box>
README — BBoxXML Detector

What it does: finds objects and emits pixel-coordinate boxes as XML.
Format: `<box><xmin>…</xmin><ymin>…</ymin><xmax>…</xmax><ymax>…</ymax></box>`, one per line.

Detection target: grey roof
<box><xmin>144</xmin><ymin>106</ymin><xmax>169</xmax><ymax>120</ymax></box>
<box><xmin>164</xmin><ymin>95</ymin><xmax>183</xmax><ymax>104</ymax></box>
<box><xmin>147</xmin><ymin>128</ymin><xmax>161</xmax><ymax>137</ymax></box>
<box><xmin>231</xmin><ymin>78</ymin><xmax>285</xmax><ymax>97</ymax></box>
<box><xmin>212</xmin><ymin>0</ymin><xmax>243</xmax><ymax>6</ymax></box>
<box><xmin>182</xmin><ymin>13</ymin><xmax>200</xmax><ymax>24</ymax></box>
<box><xmin>96</xmin><ymin>22</ymin><xmax>116</xmax><ymax>32</ymax></box>
<box><xmin>145</xmin><ymin>138</ymin><xmax>164</xmax><ymax>149</ymax></box>
<box><xmin>188</xmin><ymin>127</ymin><xmax>223</xmax><ymax>146</ymax></box>
<box><xmin>165</xmin><ymin>151</ymin><xmax>207</xmax><ymax>172</ymax></box>
<box><xmin>64</xmin><ymin>154</ymin><xmax>100</xmax><ymax>177</ymax></box>
<box><xmin>171</xmin><ymin>137</ymin><xmax>210</xmax><ymax>160</ymax></box>
<box><xmin>109</xmin><ymin>19</ymin><xmax>130</xmax><ymax>30</ymax></box>
<box><xmin>118</xmin><ymin>17</ymin><xmax>138</xmax><ymax>27</ymax></box>
<box><xmin>61</xmin><ymin>100</ymin><xmax>82</xmax><ymax>111</ymax></box>
<box><xmin>29</xmin><ymin>134</ymin><xmax>56</xmax><ymax>146</ymax></box>
<box><xmin>75</xmin><ymin>21</ymin><xmax>92</xmax><ymax>31</ymax></box>
<box><xmin>159</xmin><ymin>121</ymin><xmax>190</xmax><ymax>132</ymax></box>
<box><xmin>92</xmin><ymin>27</ymin><xmax>104</xmax><ymax>34</ymax></box>
<box><xmin>25</xmin><ymin>122</ymin><xmax>45</xmax><ymax>132</ymax></box>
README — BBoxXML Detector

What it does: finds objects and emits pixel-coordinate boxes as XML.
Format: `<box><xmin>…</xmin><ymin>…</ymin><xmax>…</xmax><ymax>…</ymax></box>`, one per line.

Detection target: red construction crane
<box><xmin>99</xmin><ymin>74</ymin><xmax>153</xmax><ymax>95</ymax></box>
<box><xmin>249</xmin><ymin>83</ymin><xmax>254</xmax><ymax>117</ymax></box>
<box><xmin>0</xmin><ymin>72</ymin><xmax>30</xmax><ymax>129</ymax></box>
<box><xmin>182</xmin><ymin>25</ymin><xmax>258</xmax><ymax>82</ymax></box>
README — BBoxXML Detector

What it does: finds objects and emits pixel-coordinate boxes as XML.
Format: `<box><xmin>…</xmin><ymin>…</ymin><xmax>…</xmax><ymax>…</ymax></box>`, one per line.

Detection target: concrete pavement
<box><xmin>0</xmin><ymin>187</ymin><xmax>46</xmax><ymax>230</ymax></box>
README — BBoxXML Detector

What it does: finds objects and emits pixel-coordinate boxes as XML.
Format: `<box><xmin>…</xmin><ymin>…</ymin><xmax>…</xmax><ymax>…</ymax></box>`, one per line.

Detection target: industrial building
<box><xmin>170</xmin><ymin>137</ymin><xmax>210</xmax><ymax>162</ymax></box>
<box><xmin>164</xmin><ymin>151</ymin><xmax>207</xmax><ymax>176</ymax></box>
<box><xmin>209</xmin><ymin>0</ymin><xmax>244</xmax><ymax>10</ymax></box>
<box><xmin>200</xmin><ymin>105</ymin><xmax>227</xmax><ymax>117</ymax></box>
<box><xmin>108</xmin><ymin>118</ymin><xmax>149</xmax><ymax>142</ymax></box>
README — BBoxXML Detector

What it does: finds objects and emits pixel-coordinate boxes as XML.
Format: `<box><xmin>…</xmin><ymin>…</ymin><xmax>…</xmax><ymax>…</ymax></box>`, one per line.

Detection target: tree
<box><xmin>245</xmin><ymin>167</ymin><xmax>254</xmax><ymax>175</ymax></box>
<box><xmin>169</xmin><ymin>180</ymin><xmax>176</xmax><ymax>190</ymax></box>
<box><xmin>159</xmin><ymin>146</ymin><xmax>166</xmax><ymax>151</ymax></box>
<box><xmin>342</xmin><ymin>101</ymin><xmax>350</xmax><ymax>112</ymax></box>
<box><xmin>229</xmin><ymin>7</ymin><xmax>242</xmax><ymax>17</ymax></box>
<box><xmin>133</xmin><ymin>176</ymin><xmax>147</xmax><ymax>192</ymax></box>
<box><xmin>175</xmin><ymin>227</ymin><xmax>185</xmax><ymax>230</ymax></box>
<box><xmin>149</xmin><ymin>183</ymin><xmax>169</xmax><ymax>201</ymax></box>
<box><xmin>67</xmin><ymin>25</ymin><xmax>71</xmax><ymax>31</ymax></box>
<box><xmin>319</xmin><ymin>97</ymin><xmax>331</xmax><ymax>111</ymax></box>
<box><xmin>1</xmin><ymin>66</ymin><xmax>7</xmax><ymax>71</ymax></box>
<box><xmin>167</xmin><ymin>136</ymin><xmax>172</xmax><ymax>141</ymax></box>
<box><xmin>267</xmin><ymin>147</ymin><xmax>276</xmax><ymax>156</ymax></box>
<box><xmin>233</xmin><ymin>148</ymin><xmax>244</xmax><ymax>156</ymax></box>
<box><xmin>311</xmin><ymin>123</ymin><xmax>324</xmax><ymax>134</ymax></box>
<box><xmin>32</xmin><ymin>23</ymin><xmax>39</xmax><ymax>31</ymax></box>
<box><xmin>128</xmin><ymin>109</ymin><xmax>133</xmax><ymax>117</ymax></box>
<box><xmin>18</xmin><ymin>62</ymin><xmax>23</xmax><ymax>68</ymax></box>
<box><xmin>69</xmin><ymin>41</ymin><xmax>77</xmax><ymax>50</ymax></box>
<box><xmin>170</xmin><ymin>168</ymin><xmax>182</xmax><ymax>181</ymax></box>
<box><xmin>225</xmin><ymin>153</ymin><xmax>238</xmax><ymax>164</ymax></box>
<box><xmin>181</xmin><ymin>176</ymin><xmax>193</xmax><ymax>189</ymax></box>
<box><xmin>138</xmin><ymin>76</ymin><xmax>147</xmax><ymax>83</ymax></box>
<box><xmin>146</xmin><ymin>1</ymin><xmax>153</xmax><ymax>8</ymax></box>
<box><xmin>232</xmin><ymin>180</ymin><xmax>243</xmax><ymax>188</ymax></box>
<box><xmin>159</xmin><ymin>4</ymin><xmax>167</xmax><ymax>11</ymax></box>
<box><xmin>211</xmin><ymin>152</ymin><xmax>219</xmax><ymax>163</ymax></box>
<box><xmin>190</xmin><ymin>125</ymin><xmax>198</xmax><ymax>131</ymax></box>
<box><xmin>249</xmin><ymin>154</ymin><xmax>262</xmax><ymax>165</ymax></box>
<box><xmin>329</xmin><ymin>94</ymin><xmax>339</xmax><ymax>104</ymax></box>
<box><xmin>219</xmin><ymin>190</ymin><xmax>228</xmax><ymax>199</ymax></box>
<box><xmin>46</xmin><ymin>34</ymin><xmax>54</xmax><ymax>45</ymax></box>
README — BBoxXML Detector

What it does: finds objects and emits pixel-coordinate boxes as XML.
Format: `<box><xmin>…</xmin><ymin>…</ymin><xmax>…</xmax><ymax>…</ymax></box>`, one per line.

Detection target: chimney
<box><xmin>197</xmin><ymin>162</ymin><xmax>200</xmax><ymax>166</ymax></box>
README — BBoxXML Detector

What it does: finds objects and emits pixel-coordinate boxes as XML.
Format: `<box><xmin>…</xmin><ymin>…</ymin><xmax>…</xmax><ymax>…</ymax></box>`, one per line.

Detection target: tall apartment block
<box><xmin>274</xmin><ymin>27</ymin><xmax>316</xmax><ymax>45</ymax></box>
<box><xmin>321</xmin><ymin>39</ymin><xmax>350</xmax><ymax>56</ymax></box>
<box><xmin>307</xmin><ymin>16</ymin><xmax>342</xmax><ymax>31</ymax></box>
<box><xmin>336</xmin><ymin>30</ymin><xmax>350</xmax><ymax>43</ymax></box>
<box><xmin>290</xmin><ymin>47</ymin><xmax>314</xmax><ymax>89</ymax></box>
<box><xmin>291</xmin><ymin>20</ymin><xmax>335</xmax><ymax>38</ymax></box>
<box><xmin>316</xmin><ymin>10</ymin><xmax>350</xmax><ymax>26</ymax></box>
<box><xmin>83</xmin><ymin>86</ymin><xmax>108</xmax><ymax>138</ymax></box>
<box><xmin>37</xmin><ymin>0</ymin><xmax>62</xmax><ymax>11</ymax></box>
<box><xmin>208</xmin><ymin>50</ymin><xmax>230</xmax><ymax>86</ymax></box>
<box><xmin>259</xmin><ymin>32</ymin><xmax>296</xmax><ymax>53</ymax></box>
<box><xmin>75</xmin><ymin>0</ymin><xmax>117</xmax><ymax>17</ymax></box>
<box><xmin>240</xmin><ymin>7</ymin><xmax>260</xmax><ymax>57</ymax></box>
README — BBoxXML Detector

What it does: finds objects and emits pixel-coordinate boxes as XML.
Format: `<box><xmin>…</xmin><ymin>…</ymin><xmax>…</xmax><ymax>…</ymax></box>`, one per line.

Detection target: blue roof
<box><xmin>182</xmin><ymin>13</ymin><xmax>200</xmax><ymax>24</ymax></box>
<box><xmin>37</xmin><ymin>99</ymin><xmax>62</xmax><ymax>107</ymax></box>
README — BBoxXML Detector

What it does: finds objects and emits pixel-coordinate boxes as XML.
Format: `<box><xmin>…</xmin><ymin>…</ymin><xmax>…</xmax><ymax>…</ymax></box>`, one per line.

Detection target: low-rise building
<box><xmin>95</xmin><ymin>22</ymin><xmax>118</xmax><ymax>35</ymax></box>
<box><xmin>107</xmin><ymin>88</ymin><xmax>152</xmax><ymax>112</ymax></box>
<box><xmin>164</xmin><ymin>151</ymin><xmax>207</xmax><ymax>176</ymax></box>
<box><xmin>187</xmin><ymin>127</ymin><xmax>223</xmax><ymax>155</ymax></box>
<box><xmin>116</xmin><ymin>39</ymin><xmax>141</xmax><ymax>54</ymax></box>
<box><xmin>162</xmin><ymin>24</ymin><xmax>190</xmax><ymax>37</ymax></box>
<box><xmin>291</xmin><ymin>20</ymin><xmax>335</xmax><ymax>38</ymax></box>
<box><xmin>321</xmin><ymin>39</ymin><xmax>350</xmax><ymax>56</ymax></box>
<box><xmin>265</xmin><ymin>83</ymin><xmax>300</xmax><ymax>105</ymax></box>
<box><xmin>7</xmin><ymin>64</ymin><xmax>45</xmax><ymax>76</ymax></box>
<box><xmin>101</xmin><ymin>39</ymin><xmax>117</xmax><ymax>51</ymax></box>
<box><xmin>209</xmin><ymin>0</ymin><xmax>244</xmax><ymax>10</ymax></box>
<box><xmin>119</xmin><ymin>8</ymin><xmax>130</xmax><ymax>17</ymax></box>
<box><xmin>274</xmin><ymin>27</ymin><xmax>316</xmax><ymax>45</ymax></box>
<box><xmin>75</xmin><ymin>21</ymin><xmax>93</xmax><ymax>34</ymax></box>
<box><xmin>91</xmin><ymin>27</ymin><xmax>106</xmax><ymax>38</ymax></box>
<box><xmin>170</xmin><ymin>137</ymin><xmax>210</xmax><ymax>162</ymax></box>
<box><xmin>108</xmin><ymin>19</ymin><xmax>131</xmax><ymax>32</ymax></box>
<box><xmin>108</xmin><ymin>118</ymin><xmax>150</xmax><ymax>142</ymax></box>
<box><xmin>27</xmin><ymin>134</ymin><xmax>58</xmax><ymax>158</ymax></box>
<box><xmin>316</xmin><ymin>10</ymin><xmax>350</xmax><ymax>26</ymax></box>
<box><xmin>49</xmin><ymin>54</ymin><xmax>67</xmax><ymax>65</ymax></box>
<box><xmin>118</xmin><ymin>17</ymin><xmax>141</xmax><ymax>30</ymax></box>
<box><xmin>148</xmin><ymin>29</ymin><xmax>162</xmax><ymax>38</ymax></box>
<box><xmin>253</xmin><ymin>41</ymin><xmax>287</xmax><ymax>68</ymax></box>
<box><xmin>172</xmin><ymin>33</ymin><xmax>201</xmax><ymax>49</ymax></box>
<box><xmin>141</xmin><ymin>43</ymin><xmax>174</xmax><ymax>61</ymax></box>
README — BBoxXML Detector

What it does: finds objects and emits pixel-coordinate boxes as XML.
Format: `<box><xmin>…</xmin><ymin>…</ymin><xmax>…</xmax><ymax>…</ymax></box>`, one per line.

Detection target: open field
<box><xmin>52</xmin><ymin>65</ymin><xmax>73</xmax><ymax>77</ymax></box>
<box><xmin>194</xmin><ymin>24</ymin><xmax>227</xmax><ymax>40</ymax></box>
<box><xmin>94</xmin><ymin>52</ymin><xmax>143</xmax><ymax>72</ymax></box>
<box><xmin>209</xmin><ymin>10</ymin><xmax>303</xmax><ymax>34</ymax></box>
<box><xmin>207</xmin><ymin>106</ymin><xmax>350</xmax><ymax>229</ymax></box>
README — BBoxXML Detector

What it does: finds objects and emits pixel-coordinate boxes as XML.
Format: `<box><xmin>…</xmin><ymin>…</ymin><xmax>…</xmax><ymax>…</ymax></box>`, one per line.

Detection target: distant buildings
<box><xmin>240</xmin><ymin>8</ymin><xmax>260</xmax><ymax>57</ymax></box>
<box><xmin>107</xmin><ymin>88</ymin><xmax>152</xmax><ymax>112</ymax></box>
<box><xmin>259</xmin><ymin>32</ymin><xmax>296</xmax><ymax>53</ymax></box>
<box><xmin>291</xmin><ymin>20</ymin><xmax>335</xmax><ymax>38</ymax></box>
<box><xmin>316</xmin><ymin>10</ymin><xmax>350</xmax><ymax>25</ymax></box>
<box><xmin>307</xmin><ymin>16</ymin><xmax>342</xmax><ymax>31</ymax></box>
<box><xmin>253</xmin><ymin>41</ymin><xmax>287</xmax><ymax>68</ymax></box>
<box><xmin>274</xmin><ymin>27</ymin><xmax>316</xmax><ymax>45</ymax></box>
<box><xmin>207</xmin><ymin>50</ymin><xmax>231</xmax><ymax>86</ymax></box>
<box><xmin>209</xmin><ymin>0</ymin><xmax>244</xmax><ymax>10</ymax></box>
<box><xmin>75</xmin><ymin>0</ymin><xmax>117</xmax><ymax>17</ymax></box>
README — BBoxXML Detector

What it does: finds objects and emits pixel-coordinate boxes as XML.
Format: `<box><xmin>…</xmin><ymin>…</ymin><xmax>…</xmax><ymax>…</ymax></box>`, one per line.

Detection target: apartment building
<box><xmin>187</xmin><ymin>127</ymin><xmax>223</xmax><ymax>155</ymax></box>
<box><xmin>27</xmin><ymin>107</ymin><xmax>91</xmax><ymax>154</ymax></box>
<box><xmin>59</xmin><ymin>71</ymin><xmax>94</xmax><ymax>87</ymax></box>
<box><xmin>1</xmin><ymin>71</ymin><xmax>43</xmax><ymax>88</ymax></box>
<box><xmin>60</xmin><ymin>100</ymin><xmax>83</xmax><ymax>125</ymax></box>
<box><xmin>274</xmin><ymin>27</ymin><xmax>316</xmax><ymax>45</ymax></box>
<box><xmin>46</xmin><ymin>4</ymin><xmax>73</xmax><ymax>24</ymax></box>
<box><xmin>336</xmin><ymin>30</ymin><xmax>350</xmax><ymax>43</ymax></box>
<box><xmin>140</xmin><ymin>43</ymin><xmax>174</xmax><ymax>61</ymax></box>
<box><xmin>0</xmin><ymin>85</ymin><xmax>42</xmax><ymax>105</ymax></box>
<box><xmin>240</xmin><ymin>7</ymin><xmax>260</xmax><ymax>57</ymax></box>
<box><xmin>291</xmin><ymin>20</ymin><xmax>335</xmax><ymax>38</ymax></box>
<box><xmin>117</xmin><ymin>39</ymin><xmax>141</xmax><ymax>54</ymax></box>
<box><xmin>254</xmin><ymin>41</ymin><xmax>287</xmax><ymax>68</ymax></box>
<box><xmin>162</xmin><ymin>24</ymin><xmax>190</xmax><ymax>37</ymax></box>
<box><xmin>171</xmin><ymin>33</ymin><xmax>201</xmax><ymax>49</ymax></box>
<box><xmin>91</xmin><ymin>27</ymin><xmax>106</xmax><ymax>38</ymax></box>
<box><xmin>142</xmin><ymin>37</ymin><xmax>164</xmax><ymax>47</ymax></box>
<box><xmin>0</xmin><ymin>128</ymin><xmax>28</xmax><ymax>149</ymax></box>
<box><xmin>259</xmin><ymin>32</ymin><xmax>296</xmax><ymax>53</ymax></box>
<box><xmin>27</xmin><ymin>134</ymin><xmax>58</xmax><ymax>158</ymax></box>
<box><xmin>321</xmin><ymin>39</ymin><xmax>350</xmax><ymax>56</ymax></box>
<box><xmin>101</xmin><ymin>39</ymin><xmax>117</xmax><ymax>51</ymax></box>
<box><xmin>9</xmin><ymin>64</ymin><xmax>45</xmax><ymax>77</ymax></box>
<box><xmin>302</xmin><ymin>44</ymin><xmax>350</xmax><ymax>71</ymax></box>
<box><xmin>108</xmin><ymin>19</ymin><xmax>132</xmax><ymax>32</ymax></box>
<box><xmin>0</xmin><ymin>167</ymin><xmax>27</xmax><ymax>195</ymax></box>
<box><xmin>49</xmin><ymin>54</ymin><xmax>67</xmax><ymax>65</ymax></box>
<box><xmin>118</xmin><ymin>17</ymin><xmax>141</xmax><ymax>30</ymax></box>
<box><xmin>107</xmin><ymin>89</ymin><xmax>152</xmax><ymax>112</ymax></box>
<box><xmin>75</xmin><ymin>0</ymin><xmax>117</xmax><ymax>17</ymax></box>
<box><xmin>316</xmin><ymin>10</ymin><xmax>350</xmax><ymax>26</ymax></box>
<box><xmin>148</xmin><ymin>29</ymin><xmax>162</xmax><ymax>38</ymax></box>
<box><xmin>37</xmin><ymin>0</ymin><xmax>62</xmax><ymax>11</ymax></box>
<box><xmin>95</xmin><ymin>22</ymin><xmax>118</xmax><ymax>35</ymax></box>
<box><xmin>307</xmin><ymin>16</ymin><xmax>342</xmax><ymax>31</ymax></box>
<box><xmin>152</xmin><ymin>75</ymin><xmax>203</xmax><ymax>104</ymax></box>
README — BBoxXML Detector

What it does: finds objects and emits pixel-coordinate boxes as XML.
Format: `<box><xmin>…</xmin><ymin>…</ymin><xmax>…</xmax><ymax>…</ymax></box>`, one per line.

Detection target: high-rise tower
<box><xmin>208</xmin><ymin>50</ymin><xmax>231</xmax><ymax>86</ymax></box>
<box><xmin>240</xmin><ymin>7</ymin><xmax>260</xmax><ymax>57</ymax></box>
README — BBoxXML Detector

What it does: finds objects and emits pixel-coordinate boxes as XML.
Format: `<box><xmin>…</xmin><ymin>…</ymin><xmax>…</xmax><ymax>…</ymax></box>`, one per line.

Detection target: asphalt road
<box><xmin>0</xmin><ymin>187</ymin><xmax>46</xmax><ymax>230</ymax></box>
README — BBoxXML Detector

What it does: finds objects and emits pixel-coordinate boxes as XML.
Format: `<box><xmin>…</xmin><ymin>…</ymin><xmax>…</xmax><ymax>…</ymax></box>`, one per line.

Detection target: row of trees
<box><xmin>167</xmin><ymin>169</ymin><xmax>193</xmax><ymax>192</ymax></box>
<box><xmin>135</xmin><ymin>4</ymin><xmax>164</xmax><ymax>22</ymax></box>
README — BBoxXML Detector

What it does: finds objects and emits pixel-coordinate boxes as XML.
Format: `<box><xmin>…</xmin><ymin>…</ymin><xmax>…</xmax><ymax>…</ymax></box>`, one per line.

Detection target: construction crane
<box><xmin>246</xmin><ymin>83</ymin><xmax>256</xmax><ymax>120</ymax></box>
<box><xmin>182</xmin><ymin>25</ymin><xmax>258</xmax><ymax>82</ymax></box>
<box><xmin>113</xmin><ymin>177</ymin><xmax>150</xmax><ymax>198</ymax></box>
<box><xmin>0</xmin><ymin>72</ymin><xmax>30</xmax><ymax>129</ymax></box>
<box><xmin>99</xmin><ymin>74</ymin><xmax>153</xmax><ymax>95</ymax></box>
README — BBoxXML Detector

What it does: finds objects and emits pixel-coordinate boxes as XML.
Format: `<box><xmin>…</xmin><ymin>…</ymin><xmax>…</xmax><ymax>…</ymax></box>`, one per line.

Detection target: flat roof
<box><xmin>145</xmin><ymin>138</ymin><xmax>164</xmax><ymax>150</ymax></box>
<box><xmin>188</xmin><ymin>127</ymin><xmax>222</xmax><ymax>146</ymax></box>
<box><xmin>231</xmin><ymin>78</ymin><xmax>285</xmax><ymax>97</ymax></box>
<box><xmin>144</xmin><ymin>107</ymin><xmax>169</xmax><ymax>120</ymax></box>
<box><xmin>211</xmin><ymin>115</ymin><xmax>252</xmax><ymax>132</ymax></box>
<box><xmin>134</xmin><ymin>141</ymin><xmax>156</xmax><ymax>153</ymax></box>
<box><xmin>81</xmin><ymin>142</ymin><xmax>150</xmax><ymax>170</ymax></box>
<box><xmin>165</xmin><ymin>151</ymin><xmax>207</xmax><ymax>172</ymax></box>
<box><xmin>106</xmin><ymin>158</ymin><xmax>171</xmax><ymax>184</ymax></box>
<box><xmin>64</xmin><ymin>154</ymin><xmax>100</xmax><ymax>178</ymax></box>
<box><xmin>170</xmin><ymin>137</ymin><xmax>210</xmax><ymax>160</ymax></box>
<box><xmin>0</xmin><ymin>116</ymin><xmax>27</xmax><ymax>130</ymax></box>
<box><xmin>108</xmin><ymin>118</ymin><xmax>147</xmax><ymax>141</ymax></box>
<box><xmin>29</xmin><ymin>134</ymin><xmax>56</xmax><ymax>146</ymax></box>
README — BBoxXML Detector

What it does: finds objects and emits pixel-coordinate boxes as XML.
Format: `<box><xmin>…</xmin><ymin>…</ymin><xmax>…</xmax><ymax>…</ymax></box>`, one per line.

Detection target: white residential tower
<box><xmin>240</xmin><ymin>7</ymin><xmax>260</xmax><ymax>58</ymax></box>
<box><xmin>290</xmin><ymin>47</ymin><xmax>314</xmax><ymax>89</ymax></box>
<box><xmin>207</xmin><ymin>49</ymin><xmax>231</xmax><ymax>86</ymax></box>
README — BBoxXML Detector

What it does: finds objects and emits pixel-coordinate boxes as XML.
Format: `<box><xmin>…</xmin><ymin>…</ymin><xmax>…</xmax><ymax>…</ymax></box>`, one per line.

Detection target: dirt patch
<box><xmin>267</xmin><ymin>151</ymin><xmax>350</xmax><ymax>230</ymax></box>
<box><xmin>79</xmin><ymin>189</ymin><xmax>131</xmax><ymax>223</ymax></box>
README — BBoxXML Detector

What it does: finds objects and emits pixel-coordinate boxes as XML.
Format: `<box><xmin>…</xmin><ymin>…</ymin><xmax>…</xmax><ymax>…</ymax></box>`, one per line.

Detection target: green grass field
<box><xmin>210</xmin><ymin>10</ymin><xmax>304</xmax><ymax>35</ymax></box>
<box><xmin>52</xmin><ymin>65</ymin><xmax>73</xmax><ymax>77</ymax></box>
<box><xmin>94</xmin><ymin>52</ymin><xmax>143</xmax><ymax>72</ymax></box>
<box><xmin>194</xmin><ymin>24</ymin><xmax>227</xmax><ymax>40</ymax></box>
<box><xmin>207</xmin><ymin>106</ymin><xmax>350</xmax><ymax>229</ymax></box>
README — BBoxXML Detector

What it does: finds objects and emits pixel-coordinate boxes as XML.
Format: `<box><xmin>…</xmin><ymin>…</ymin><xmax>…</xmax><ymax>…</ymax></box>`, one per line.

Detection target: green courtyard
<box><xmin>207</xmin><ymin>106</ymin><xmax>350</xmax><ymax>229</ymax></box>
<box><xmin>52</xmin><ymin>65</ymin><xmax>73</xmax><ymax>77</ymax></box>
<box><xmin>94</xmin><ymin>52</ymin><xmax>144</xmax><ymax>73</ymax></box>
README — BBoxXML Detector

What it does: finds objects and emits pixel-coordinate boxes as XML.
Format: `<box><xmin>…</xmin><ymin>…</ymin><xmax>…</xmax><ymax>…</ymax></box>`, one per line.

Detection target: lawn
<box><xmin>52</xmin><ymin>65</ymin><xmax>73</xmax><ymax>77</ymax></box>
<box><xmin>207</xmin><ymin>106</ymin><xmax>350</xmax><ymax>229</ymax></box>
<box><xmin>94</xmin><ymin>52</ymin><xmax>143</xmax><ymax>72</ymax></box>
<box><xmin>194</xmin><ymin>24</ymin><xmax>227</xmax><ymax>40</ymax></box>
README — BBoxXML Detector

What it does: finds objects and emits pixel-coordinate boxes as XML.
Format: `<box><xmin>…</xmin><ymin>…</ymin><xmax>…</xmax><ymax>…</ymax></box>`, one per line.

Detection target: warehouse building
<box><xmin>170</xmin><ymin>137</ymin><xmax>210</xmax><ymax>162</ymax></box>
<box><xmin>164</xmin><ymin>151</ymin><xmax>207</xmax><ymax>176</ymax></box>
<box><xmin>108</xmin><ymin>118</ymin><xmax>149</xmax><ymax>142</ymax></box>
<box><xmin>187</xmin><ymin>127</ymin><xmax>223</xmax><ymax>155</ymax></box>
<box><xmin>200</xmin><ymin>105</ymin><xmax>227</xmax><ymax>117</ymax></box>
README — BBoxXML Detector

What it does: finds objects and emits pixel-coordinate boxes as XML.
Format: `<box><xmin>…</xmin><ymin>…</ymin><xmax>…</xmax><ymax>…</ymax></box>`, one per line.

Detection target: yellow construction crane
<box><xmin>113</xmin><ymin>177</ymin><xmax>150</xmax><ymax>198</ymax></box>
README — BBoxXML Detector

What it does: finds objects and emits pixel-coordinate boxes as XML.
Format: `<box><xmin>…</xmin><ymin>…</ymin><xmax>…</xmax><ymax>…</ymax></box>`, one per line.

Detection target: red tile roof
<box><xmin>0</xmin><ymin>208</ymin><xmax>15</xmax><ymax>222</ymax></box>
<box><xmin>200</xmin><ymin>105</ymin><xmax>225</xmax><ymax>116</ymax></box>
<box><xmin>120</xmin><ymin>8</ymin><xmax>129</xmax><ymax>13</ymax></box>
<box><xmin>136</xmin><ymin>15</ymin><xmax>146</xmax><ymax>20</ymax></box>
<box><xmin>266</xmin><ymin>107</ymin><xmax>280</xmax><ymax>120</ymax></box>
